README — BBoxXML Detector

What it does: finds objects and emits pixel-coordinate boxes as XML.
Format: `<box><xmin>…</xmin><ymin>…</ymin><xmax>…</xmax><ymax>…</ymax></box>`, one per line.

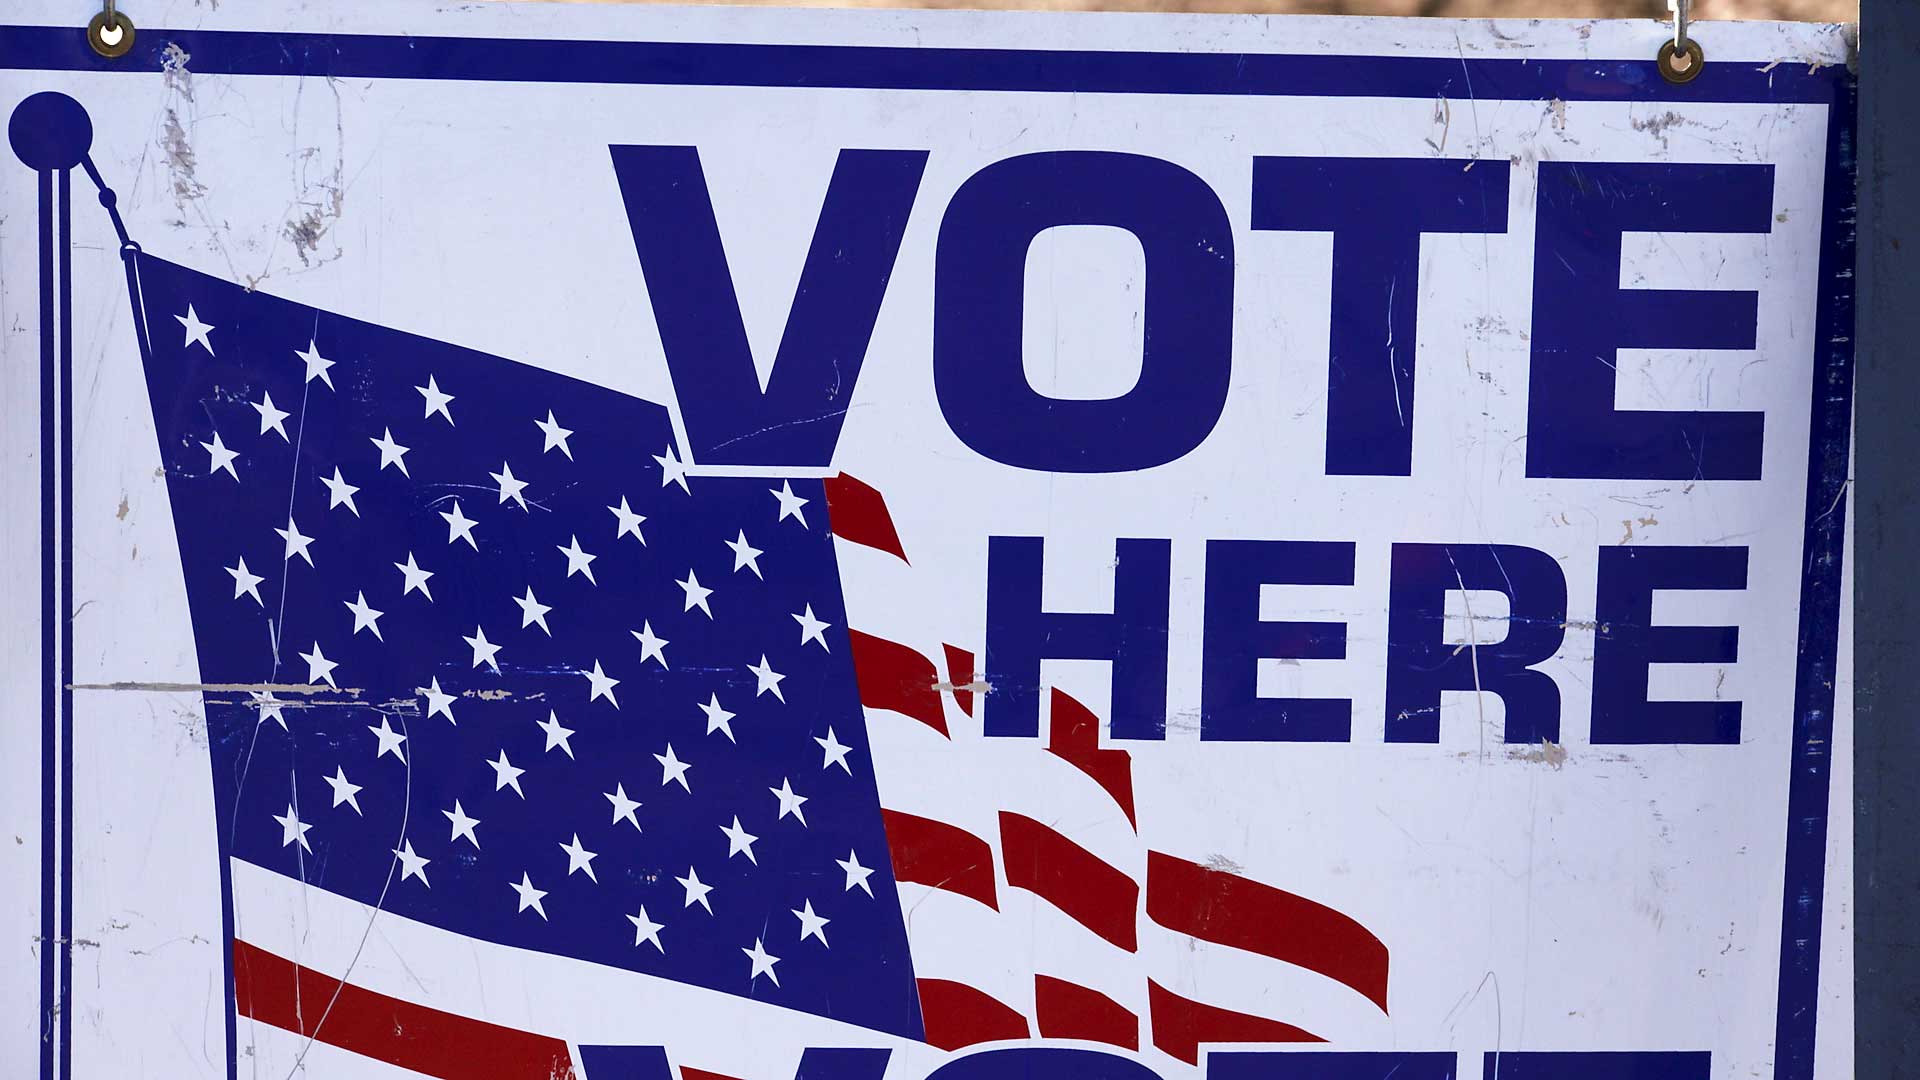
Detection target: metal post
<box><xmin>1856</xmin><ymin>1</ymin><xmax>1919</xmax><ymax>1077</ymax></box>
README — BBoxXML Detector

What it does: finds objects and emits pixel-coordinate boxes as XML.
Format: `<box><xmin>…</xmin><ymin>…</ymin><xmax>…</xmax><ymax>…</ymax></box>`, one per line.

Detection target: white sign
<box><xmin>0</xmin><ymin>5</ymin><xmax>1856</xmax><ymax>1080</ymax></box>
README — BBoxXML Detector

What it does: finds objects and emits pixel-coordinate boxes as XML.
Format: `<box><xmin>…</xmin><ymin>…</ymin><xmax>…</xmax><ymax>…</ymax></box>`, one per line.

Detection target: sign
<box><xmin>0</xmin><ymin>5</ymin><xmax>1857</xmax><ymax>1079</ymax></box>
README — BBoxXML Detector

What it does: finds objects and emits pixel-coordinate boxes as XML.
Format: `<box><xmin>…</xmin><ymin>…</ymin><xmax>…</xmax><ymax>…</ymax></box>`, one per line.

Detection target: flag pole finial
<box><xmin>9</xmin><ymin>92</ymin><xmax>91</xmax><ymax>172</ymax></box>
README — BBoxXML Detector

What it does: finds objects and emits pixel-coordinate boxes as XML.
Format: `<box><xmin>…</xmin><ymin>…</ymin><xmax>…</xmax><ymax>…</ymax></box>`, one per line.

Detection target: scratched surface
<box><xmin>0</xmin><ymin>4</ymin><xmax>1857</xmax><ymax>1080</ymax></box>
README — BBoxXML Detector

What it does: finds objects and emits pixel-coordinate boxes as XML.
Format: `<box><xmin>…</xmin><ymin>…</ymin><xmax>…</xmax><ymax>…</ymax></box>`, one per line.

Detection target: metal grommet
<box><xmin>87</xmin><ymin>10</ymin><xmax>136</xmax><ymax>60</ymax></box>
<box><xmin>1657</xmin><ymin>38</ymin><xmax>1704</xmax><ymax>84</ymax></box>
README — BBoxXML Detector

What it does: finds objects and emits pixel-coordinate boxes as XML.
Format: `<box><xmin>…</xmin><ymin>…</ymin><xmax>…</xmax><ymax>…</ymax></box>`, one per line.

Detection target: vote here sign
<box><xmin>0</xmin><ymin>5</ymin><xmax>1856</xmax><ymax>1080</ymax></box>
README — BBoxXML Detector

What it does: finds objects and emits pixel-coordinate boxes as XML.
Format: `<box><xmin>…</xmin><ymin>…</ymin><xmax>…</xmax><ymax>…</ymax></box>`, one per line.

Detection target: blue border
<box><xmin>5</xmin><ymin>23</ymin><xmax>1855</xmax><ymax>1080</ymax></box>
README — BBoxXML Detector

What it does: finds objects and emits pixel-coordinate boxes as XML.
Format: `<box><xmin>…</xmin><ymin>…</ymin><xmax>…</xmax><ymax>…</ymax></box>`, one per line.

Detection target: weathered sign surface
<box><xmin>0</xmin><ymin>4</ymin><xmax>1858</xmax><ymax>1079</ymax></box>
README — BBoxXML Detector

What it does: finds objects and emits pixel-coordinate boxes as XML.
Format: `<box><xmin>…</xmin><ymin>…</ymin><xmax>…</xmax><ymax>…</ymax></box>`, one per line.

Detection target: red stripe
<box><xmin>1145</xmin><ymin>851</ymin><xmax>1389</xmax><ymax>1011</ymax></box>
<box><xmin>1034</xmin><ymin>975</ymin><xmax>1139</xmax><ymax>1050</ymax></box>
<box><xmin>1146</xmin><ymin>980</ymin><xmax>1321</xmax><ymax>1065</ymax></box>
<box><xmin>681</xmin><ymin>1070</ymin><xmax>745</xmax><ymax>1080</ymax></box>
<box><xmin>942</xmin><ymin>643</ymin><xmax>977</xmax><ymax>717</ymax></box>
<box><xmin>232</xmin><ymin>939</ymin><xmax>575</xmax><ymax>1079</ymax></box>
<box><xmin>916</xmin><ymin>979</ymin><xmax>1030</xmax><ymax>1051</ymax></box>
<box><xmin>824</xmin><ymin>473</ymin><xmax>909</xmax><ymax>563</ymax></box>
<box><xmin>999</xmin><ymin>812</ymin><xmax>1138</xmax><ymax>951</ymax></box>
<box><xmin>1046</xmin><ymin>689</ymin><xmax>1136</xmax><ymax>829</ymax></box>
<box><xmin>849</xmin><ymin>629</ymin><xmax>949</xmax><ymax>737</ymax></box>
<box><xmin>882</xmin><ymin>809</ymin><xmax>998</xmax><ymax>909</ymax></box>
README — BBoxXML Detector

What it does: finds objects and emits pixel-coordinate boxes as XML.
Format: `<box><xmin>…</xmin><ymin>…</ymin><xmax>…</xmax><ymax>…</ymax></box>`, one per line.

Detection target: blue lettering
<box><xmin>1252</xmin><ymin>157</ymin><xmax>1510</xmax><ymax>477</ymax></box>
<box><xmin>984</xmin><ymin>535</ymin><xmax>1171</xmax><ymax>740</ymax></box>
<box><xmin>934</xmin><ymin>151</ymin><xmax>1234</xmax><ymax>473</ymax></box>
<box><xmin>1385</xmin><ymin>544</ymin><xmax>1568</xmax><ymax>744</ymax></box>
<box><xmin>1592</xmin><ymin>546</ymin><xmax>1748</xmax><ymax>744</ymax></box>
<box><xmin>610</xmin><ymin>145</ymin><xmax>927</xmax><ymax>466</ymax></box>
<box><xmin>1200</xmin><ymin>539</ymin><xmax>1354</xmax><ymax>742</ymax></box>
<box><xmin>1526</xmin><ymin>162</ymin><xmax>1774</xmax><ymax>480</ymax></box>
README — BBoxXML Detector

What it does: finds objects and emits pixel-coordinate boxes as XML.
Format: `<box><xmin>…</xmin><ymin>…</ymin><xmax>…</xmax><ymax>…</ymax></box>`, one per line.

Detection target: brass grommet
<box><xmin>1657</xmin><ymin>38</ymin><xmax>1704</xmax><ymax>85</ymax></box>
<box><xmin>87</xmin><ymin>10</ymin><xmax>136</xmax><ymax>60</ymax></box>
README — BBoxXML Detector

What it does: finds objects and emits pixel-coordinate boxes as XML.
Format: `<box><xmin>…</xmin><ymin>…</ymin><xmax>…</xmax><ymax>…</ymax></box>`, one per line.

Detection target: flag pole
<box><xmin>9</xmin><ymin>90</ymin><xmax>92</xmax><ymax>1080</ymax></box>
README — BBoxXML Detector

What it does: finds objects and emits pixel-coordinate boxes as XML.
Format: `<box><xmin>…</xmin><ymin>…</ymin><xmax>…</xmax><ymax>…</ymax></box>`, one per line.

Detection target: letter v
<box><xmin>610</xmin><ymin>145</ymin><xmax>928</xmax><ymax>467</ymax></box>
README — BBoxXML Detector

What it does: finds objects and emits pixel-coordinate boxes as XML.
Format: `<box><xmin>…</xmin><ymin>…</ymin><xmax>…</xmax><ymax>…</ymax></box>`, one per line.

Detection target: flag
<box><xmin>128</xmin><ymin>251</ymin><xmax>925</xmax><ymax>1057</ymax></box>
<box><xmin>127</xmin><ymin>247</ymin><xmax>1392</xmax><ymax>1076</ymax></box>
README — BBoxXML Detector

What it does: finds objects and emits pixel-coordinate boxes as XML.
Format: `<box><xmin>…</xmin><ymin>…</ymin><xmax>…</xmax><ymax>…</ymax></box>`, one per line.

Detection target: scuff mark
<box><xmin>1510</xmin><ymin>739</ymin><xmax>1568</xmax><ymax>769</ymax></box>
<box><xmin>160</xmin><ymin>110</ymin><xmax>208</xmax><ymax>208</ymax></box>
<box><xmin>116</xmin><ymin>495</ymin><xmax>130</xmax><ymax>521</ymax></box>
<box><xmin>1619</xmin><ymin>514</ymin><xmax>1658</xmax><ymax>544</ymax></box>
<box><xmin>1202</xmin><ymin>853</ymin><xmax>1244</xmax><ymax>874</ymax></box>
<box><xmin>279</xmin><ymin>77</ymin><xmax>349</xmax><ymax>273</ymax></box>
<box><xmin>68</xmin><ymin>680</ymin><xmax>360</xmax><ymax>696</ymax></box>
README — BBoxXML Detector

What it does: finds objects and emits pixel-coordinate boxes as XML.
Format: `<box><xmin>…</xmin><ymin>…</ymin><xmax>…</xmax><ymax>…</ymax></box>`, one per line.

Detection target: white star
<box><xmin>370</xmin><ymin>427</ymin><xmax>410</xmax><ymax>476</ymax></box>
<box><xmin>792</xmin><ymin>900</ymin><xmax>831</xmax><ymax>947</ymax></box>
<box><xmin>749</xmin><ymin>655</ymin><xmax>786</xmax><ymax>702</ymax></box>
<box><xmin>321</xmin><ymin>467</ymin><xmax>360</xmax><ymax>516</ymax></box>
<box><xmin>418</xmin><ymin>676</ymin><xmax>456</xmax><ymax>724</ymax></box>
<box><xmin>727</xmin><ymin>531</ymin><xmax>764</xmax><ymax>578</ymax></box>
<box><xmin>536</xmin><ymin>411</ymin><xmax>574</xmax><ymax>459</ymax></box>
<box><xmin>393</xmin><ymin>840</ymin><xmax>431</xmax><ymax>887</ymax></box>
<box><xmin>815</xmin><ymin>727</ymin><xmax>853</xmax><ymax>774</ymax></box>
<box><xmin>557</xmin><ymin>535</ymin><xmax>597</xmax><ymax>584</ymax></box>
<box><xmin>536</xmin><ymin>710</ymin><xmax>575</xmax><ymax>757</ymax></box>
<box><xmin>676</xmin><ymin>866</ymin><xmax>713</xmax><ymax>913</ymax></box>
<box><xmin>605</xmin><ymin>783</ymin><xmax>641</xmax><ymax>831</ymax></box>
<box><xmin>251</xmin><ymin>690</ymin><xmax>286</xmax><ymax>730</ymax></box>
<box><xmin>582</xmin><ymin>660</ymin><xmax>620</xmax><ymax>708</ymax></box>
<box><xmin>559</xmin><ymin>833</ymin><xmax>599</xmax><ymax>882</ymax></box>
<box><xmin>344</xmin><ymin>591</ymin><xmax>384</xmax><ymax>639</ymax></box>
<box><xmin>201</xmin><ymin>431</ymin><xmax>239</xmax><ymax>480</ymax></box>
<box><xmin>323</xmin><ymin>766</ymin><xmax>363</xmax><ymax>813</ymax></box>
<box><xmin>416</xmin><ymin>375</ymin><xmax>455</xmax><ymax>425</ymax></box>
<box><xmin>720</xmin><ymin>816</ymin><xmax>759</xmax><ymax>864</ymax></box>
<box><xmin>608</xmin><ymin>497</ymin><xmax>646</xmax><ymax>543</ymax></box>
<box><xmin>300</xmin><ymin>641</ymin><xmax>338</xmax><ymax>688</ymax></box>
<box><xmin>296</xmin><ymin>340</ymin><xmax>334</xmax><ymax>389</ymax></box>
<box><xmin>439</xmin><ymin>501</ymin><xmax>478</xmax><ymax>549</ymax></box>
<box><xmin>654</xmin><ymin>743</ymin><xmax>691</xmax><ymax>792</ymax></box>
<box><xmin>770</xmin><ymin>778</ymin><xmax>809</xmax><ymax>826</ymax></box>
<box><xmin>176</xmin><ymin>305</ymin><xmax>215</xmax><ymax>354</ymax></box>
<box><xmin>654</xmin><ymin>444</ymin><xmax>691</xmax><ymax>494</ymax></box>
<box><xmin>515</xmin><ymin>587</ymin><xmax>552</xmax><ymax>635</ymax></box>
<box><xmin>276</xmin><ymin>517</ymin><xmax>315</xmax><ymax>566</ymax></box>
<box><xmin>226</xmin><ymin>556</ymin><xmax>265</xmax><ymax>605</ymax></box>
<box><xmin>443</xmin><ymin>800</ymin><xmax>480</xmax><ymax>848</ymax></box>
<box><xmin>464</xmin><ymin>624</ymin><xmax>502</xmax><ymax>673</ymax></box>
<box><xmin>510</xmin><ymin>872</ymin><xmax>548</xmax><ymax>919</ymax></box>
<box><xmin>698</xmin><ymin>694</ymin><xmax>736</xmax><ymax>742</ymax></box>
<box><xmin>368</xmin><ymin>716</ymin><xmax>407</xmax><ymax>762</ymax></box>
<box><xmin>631</xmin><ymin>622</ymin><xmax>669</xmax><ymax>669</ymax></box>
<box><xmin>491</xmin><ymin>461</ymin><xmax>529</xmax><ymax>510</ymax></box>
<box><xmin>742</xmin><ymin>938</ymin><xmax>781</xmax><ymax>986</ymax></box>
<box><xmin>771</xmin><ymin>481</ymin><xmax>810</xmax><ymax>527</ymax></box>
<box><xmin>838</xmin><ymin>850</ymin><xmax>875</xmax><ymax>896</ymax></box>
<box><xmin>395</xmin><ymin>553</ymin><xmax>434</xmax><ymax>600</ymax></box>
<box><xmin>488</xmin><ymin>749</ymin><xmax>526</xmax><ymax>797</ymax></box>
<box><xmin>627</xmin><ymin>906</ymin><xmax>665</xmax><ymax>951</ymax></box>
<box><xmin>273</xmin><ymin>804</ymin><xmax>312</xmax><ymax>853</ymax></box>
<box><xmin>677</xmin><ymin>569</ymin><xmax>713</xmax><ymax>617</ymax></box>
<box><xmin>793</xmin><ymin>604</ymin><xmax>831</xmax><ymax>651</ymax></box>
<box><xmin>252</xmin><ymin>391</ymin><xmax>290</xmax><ymax>441</ymax></box>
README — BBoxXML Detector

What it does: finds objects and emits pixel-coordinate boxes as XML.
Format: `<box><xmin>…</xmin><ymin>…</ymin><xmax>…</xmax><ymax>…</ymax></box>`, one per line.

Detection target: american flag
<box><xmin>129</xmin><ymin>249</ymin><xmax>1391</xmax><ymax>1079</ymax></box>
